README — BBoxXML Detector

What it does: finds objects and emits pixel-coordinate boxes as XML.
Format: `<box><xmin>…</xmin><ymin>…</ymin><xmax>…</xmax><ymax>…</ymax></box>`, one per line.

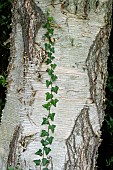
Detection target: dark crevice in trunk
<box><xmin>97</xmin><ymin>4</ymin><xmax>113</xmax><ymax>170</ymax></box>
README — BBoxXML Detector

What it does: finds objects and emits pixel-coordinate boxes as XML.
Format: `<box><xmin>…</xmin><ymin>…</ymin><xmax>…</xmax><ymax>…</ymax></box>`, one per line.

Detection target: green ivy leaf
<box><xmin>35</xmin><ymin>149</ymin><xmax>43</xmax><ymax>156</ymax></box>
<box><xmin>46</xmin><ymin>80</ymin><xmax>52</xmax><ymax>88</ymax></box>
<box><xmin>44</xmin><ymin>147</ymin><xmax>51</xmax><ymax>155</ymax></box>
<box><xmin>48</xmin><ymin>16</ymin><xmax>54</xmax><ymax>22</ymax></box>
<box><xmin>44</xmin><ymin>22</ymin><xmax>51</xmax><ymax>29</ymax></box>
<box><xmin>51</xmin><ymin>86</ymin><xmax>59</xmax><ymax>94</ymax></box>
<box><xmin>50</xmin><ymin>56</ymin><xmax>55</xmax><ymax>60</ymax></box>
<box><xmin>41</xmin><ymin>139</ymin><xmax>49</xmax><ymax>146</ymax></box>
<box><xmin>46</xmin><ymin>136</ymin><xmax>54</xmax><ymax>144</ymax></box>
<box><xmin>48</xmin><ymin>28</ymin><xmax>54</xmax><ymax>35</ymax></box>
<box><xmin>51</xmin><ymin>74</ymin><xmax>58</xmax><ymax>82</ymax></box>
<box><xmin>8</xmin><ymin>167</ymin><xmax>15</xmax><ymax>170</ymax></box>
<box><xmin>51</xmin><ymin>63</ymin><xmax>57</xmax><ymax>70</ymax></box>
<box><xmin>45</xmin><ymin>43</ymin><xmax>51</xmax><ymax>51</ymax></box>
<box><xmin>50</xmin><ymin>47</ymin><xmax>55</xmax><ymax>53</ymax></box>
<box><xmin>49</xmin><ymin>124</ymin><xmax>56</xmax><ymax>133</ymax></box>
<box><xmin>51</xmin><ymin>99</ymin><xmax>59</xmax><ymax>107</ymax></box>
<box><xmin>33</xmin><ymin>159</ymin><xmax>41</xmax><ymax>166</ymax></box>
<box><xmin>45</xmin><ymin>33</ymin><xmax>50</xmax><ymax>39</ymax></box>
<box><xmin>42</xmin><ymin>102</ymin><xmax>50</xmax><ymax>110</ymax></box>
<box><xmin>42</xmin><ymin>117</ymin><xmax>49</xmax><ymax>125</ymax></box>
<box><xmin>48</xmin><ymin>113</ymin><xmax>55</xmax><ymax>121</ymax></box>
<box><xmin>46</xmin><ymin>68</ymin><xmax>54</xmax><ymax>76</ymax></box>
<box><xmin>45</xmin><ymin>59</ymin><xmax>52</xmax><ymax>65</ymax></box>
<box><xmin>41</xmin><ymin>130</ymin><xmax>49</xmax><ymax>137</ymax></box>
<box><xmin>42</xmin><ymin>158</ymin><xmax>49</xmax><ymax>166</ymax></box>
<box><xmin>43</xmin><ymin>168</ymin><xmax>49</xmax><ymax>170</ymax></box>
<box><xmin>47</xmin><ymin>52</ymin><xmax>52</xmax><ymax>58</ymax></box>
<box><xmin>46</xmin><ymin>92</ymin><xmax>53</xmax><ymax>101</ymax></box>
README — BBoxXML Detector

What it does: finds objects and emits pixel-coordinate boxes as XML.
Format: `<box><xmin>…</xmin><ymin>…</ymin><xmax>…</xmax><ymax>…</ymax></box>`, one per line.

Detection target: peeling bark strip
<box><xmin>63</xmin><ymin>0</ymin><xmax>100</xmax><ymax>16</ymax></box>
<box><xmin>86</xmin><ymin>24</ymin><xmax>112</xmax><ymax>126</ymax></box>
<box><xmin>64</xmin><ymin>106</ymin><xmax>99</xmax><ymax>170</ymax></box>
<box><xmin>7</xmin><ymin>125</ymin><xmax>21</xmax><ymax>168</ymax></box>
<box><xmin>18</xmin><ymin>0</ymin><xmax>46</xmax><ymax>60</ymax></box>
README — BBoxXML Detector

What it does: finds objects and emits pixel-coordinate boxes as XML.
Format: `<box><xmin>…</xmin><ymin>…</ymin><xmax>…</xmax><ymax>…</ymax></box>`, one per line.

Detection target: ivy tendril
<box><xmin>34</xmin><ymin>10</ymin><xmax>59</xmax><ymax>170</ymax></box>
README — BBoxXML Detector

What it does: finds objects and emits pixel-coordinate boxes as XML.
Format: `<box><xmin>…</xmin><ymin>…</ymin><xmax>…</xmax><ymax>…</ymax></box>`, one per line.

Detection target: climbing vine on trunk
<box><xmin>34</xmin><ymin>11</ymin><xmax>59</xmax><ymax>170</ymax></box>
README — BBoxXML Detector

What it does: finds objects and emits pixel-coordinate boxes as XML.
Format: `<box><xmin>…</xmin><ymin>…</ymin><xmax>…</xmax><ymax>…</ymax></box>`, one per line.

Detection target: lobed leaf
<box><xmin>33</xmin><ymin>159</ymin><xmax>41</xmax><ymax>166</ymax></box>
<box><xmin>51</xmin><ymin>86</ymin><xmax>59</xmax><ymax>94</ymax></box>
<box><xmin>51</xmin><ymin>63</ymin><xmax>57</xmax><ymax>69</ymax></box>
<box><xmin>41</xmin><ymin>130</ymin><xmax>49</xmax><ymax>137</ymax></box>
<box><xmin>51</xmin><ymin>74</ymin><xmax>58</xmax><ymax>82</ymax></box>
<box><xmin>42</xmin><ymin>102</ymin><xmax>50</xmax><ymax>110</ymax></box>
<box><xmin>44</xmin><ymin>147</ymin><xmax>51</xmax><ymax>155</ymax></box>
<box><xmin>46</xmin><ymin>92</ymin><xmax>53</xmax><ymax>101</ymax></box>
<box><xmin>41</xmin><ymin>139</ymin><xmax>49</xmax><ymax>146</ymax></box>
<box><xmin>46</xmin><ymin>68</ymin><xmax>54</xmax><ymax>76</ymax></box>
<box><xmin>48</xmin><ymin>113</ymin><xmax>55</xmax><ymax>121</ymax></box>
<box><xmin>42</xmin><ymin>158</ymin><xmax>49</xmax><ymax>166</ymax></box>
<box><xmin>35</xmin><ymin>149</ymin><xmax>43</xmax><ymax>156</ymax></box>
<box><xmin>51</xmin><ymin>99</ymin><xmax>59</xmax><ymax>107</ymax></box>
<box><xmin>49</xmin><ymin>124</ymin><xmax>56</xmax><ymax>133</ymax></box>
<box><xmin>42</xmin><ymin>117</ymin><xmax>49</xmax><ymax>125</ymax></box>
<box><xmin>46</xmin><ymin>136</ymin><xmax>54</xmax><ymax>144</ymax></box>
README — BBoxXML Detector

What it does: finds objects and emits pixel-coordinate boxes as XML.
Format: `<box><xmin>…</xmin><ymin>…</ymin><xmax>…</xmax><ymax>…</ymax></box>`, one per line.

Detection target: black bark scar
<box><xmin>18</xmin><ymin>0</ymin><xmax>46</xmax><ymax>60</ymax></box>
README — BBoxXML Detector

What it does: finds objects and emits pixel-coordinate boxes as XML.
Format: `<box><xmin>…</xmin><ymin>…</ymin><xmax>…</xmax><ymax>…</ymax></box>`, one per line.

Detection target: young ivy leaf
<box><xmin>48</xmin><ymin>113</ymin><xmax>55</xmax><ymax>121</ymax></box>
<box><xmin>51</xmin><ymin>86</ymin><xmax>59</xmax><ymax>94</ymax></box>
<box><xmin>41</xmin><ymin>139</ymin><xmax>49</xmax><ymax>146</ymax></box>
<box><xmin>51</xmin><ymin>74</ymin><xmax>58</xmax><ymax>82</ymax></box>
<box><xmin>35</xmin><ymin>149</ymin><xmax>43</xmax><ymax>156</ymax></box>
<box><xmin>41</xmin><ymin>130</ymin><xmax>49</xmax><ymax>137</ymax></box>
<box><xmin>45</xmin><ymin>33</ymin><xmax>50</xmax><ymax>39</ymax></box>
<box><xmin>47</xmin><ymin>52</ymin><xmax>52</xmax><ymax>58</ymax></box>
<box><xmin>45</xmin><ymin>43</ymin><xmax>51</xmax><ymax>51</ymax></box>
<box><xmin>51</xmin><ymin>99</ymin><xmax>59</xmax><ymax>107</ymax></box>
<box><xmin>43</xmin><ymin>22</ymin><xmax>51</xmax><ymax>29</ymax></box>
<box><xmin>46</xmin><ymin>80</ymin><xmax>52</xmax><ymax>88</ymax></box>
<box><xmin>42</xmin><ymin>102</ymin><xmax>50</xmax><ymax>110</ymax></box>
<box><xmin>46</xmin><ymin>92</ymin><xmax>53</xmax><ymax>101</ymax></box>
<box><xmin>46</xmin><ymin>68</ymin><xmax>54</xmax><ymax>76</ymax></box>
<box><xmin>46</xmin><ymin>136</ymin><xmax>54</xmax><ymax>144</ymax></box>
<box><xmin>41</xmin><ymin>117</ymin><xmax>49</xmax><ymax>125</ymax></box>
<box><xmin>50</xmin><ymin>47</ymin><xmax>55</xmax><ymax>53</ymax></box>
<box><xmin>42</xmin><ymin>158</ymin><xmax>49</xmax><ymax>166</ymax></box>
<box><xmin>33</xmin><ymin>159</ymin><xmax>41</xmax><ymax>166</ymax></box>
<box><xmin>50</xmin><ymin>56</ymin><xmax>55</xmax><ymax>60</ymax></box>
<box><xmin>43</xmin><ymin>168</ymin><xmax>49</xmax><ymax>170</ymax></box>
<box><xmin>51</xmin><ymin>63</ymin><xmax>57</xmax><ymax>70</ymax></box>
<box><xmin>48</xmin><ymin>16</ymin><xmax>54</xmax><ymax>22</ymax></box>
<box><xmin>45</xmin><ymin>59</ymin><xmax>52</xmax><ymax>65</ymax></box>
<box><xmin>44</xmin><ymin>147</ymin><xmax>51</xmax><ymax>155</ymax></box>
<box><xmin>49</xmin><ymin>124</ymin><xmax>56</xmax><ymax>133</ymax></box>
<box><xmin>48</xmin><ymin>28</ymin><xmax>54</xmax><ymax>35</ymax></box>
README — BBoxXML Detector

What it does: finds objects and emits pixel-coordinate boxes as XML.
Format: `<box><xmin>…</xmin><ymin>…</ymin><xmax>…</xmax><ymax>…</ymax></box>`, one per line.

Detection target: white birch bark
<box><xmin>0</xmin><ymin>0</ymin><xmax>112</xmax><ymax>169</ymax></box>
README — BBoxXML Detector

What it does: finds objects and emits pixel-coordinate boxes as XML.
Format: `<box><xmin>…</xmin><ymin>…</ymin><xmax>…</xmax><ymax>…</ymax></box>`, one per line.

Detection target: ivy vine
<box><xmin>34</xmin><ymin>11</ymin><xmax>59</xmax><ymax>170</ymax></box>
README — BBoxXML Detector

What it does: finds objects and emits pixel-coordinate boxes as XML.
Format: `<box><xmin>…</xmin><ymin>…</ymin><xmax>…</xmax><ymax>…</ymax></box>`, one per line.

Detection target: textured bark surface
<box><xmin>0</xmin><ymin>0</ymin><xmax>112</xmax><ymax>170</ymax></box>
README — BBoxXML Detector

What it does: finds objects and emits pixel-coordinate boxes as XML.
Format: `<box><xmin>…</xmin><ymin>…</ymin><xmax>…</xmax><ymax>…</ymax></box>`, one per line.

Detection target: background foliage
<box><xmin>0</xmin><ymin>0</ymin><xmax>12</xmax><ymax>120</ymax></box>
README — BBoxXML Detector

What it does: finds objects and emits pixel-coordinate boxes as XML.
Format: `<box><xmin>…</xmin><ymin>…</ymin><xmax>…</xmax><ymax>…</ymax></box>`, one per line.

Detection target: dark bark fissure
<box><xmin>17</xmin><ymin>0</ymin><xmax>46</xmax><ymax>60</ymax></box>
<box><xmin>64</xmin><ymin>106</ymin><xmax>99</xmax><ymax>170</ymax></box>
<box><xmin>7</xmin><ymin>125</ymin><xmax>21</xmax><ymax>169</ymax></box>
<box><xmin>97</xmin><ymin>5</ymin><xmax>113</xmax><ymax>170</ymax></box>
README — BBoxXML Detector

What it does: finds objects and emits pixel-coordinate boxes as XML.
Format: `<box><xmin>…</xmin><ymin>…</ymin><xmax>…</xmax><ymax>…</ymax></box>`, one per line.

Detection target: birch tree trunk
<box><xmin>0</xmin><ymin>0</ymin><xmax>112</xmax><ymax>169</ymax></box>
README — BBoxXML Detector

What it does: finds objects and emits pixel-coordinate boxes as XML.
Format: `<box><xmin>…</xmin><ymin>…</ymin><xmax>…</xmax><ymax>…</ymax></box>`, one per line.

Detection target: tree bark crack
<box><xmin>64</xmin><ymin>106</ymin><xmax>100</xmax><ymax>170</ymax></box>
